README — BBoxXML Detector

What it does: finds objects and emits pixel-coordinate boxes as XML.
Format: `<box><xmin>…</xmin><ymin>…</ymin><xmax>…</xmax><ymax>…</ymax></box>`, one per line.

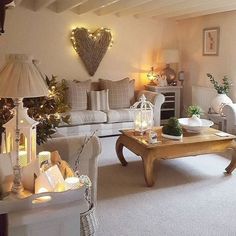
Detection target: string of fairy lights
<box><xmin>70</xmin><ymin>27</ymin><xmax>114</xmax><ymax>53</ymax></box>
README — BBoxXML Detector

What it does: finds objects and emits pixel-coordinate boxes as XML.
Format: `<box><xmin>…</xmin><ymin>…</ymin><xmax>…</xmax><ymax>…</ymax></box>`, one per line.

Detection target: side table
<box><xmin>0</xmin><ymin>189</ymin><xmax>87</xmax><ymax>236</ymax></box>
<box><xmin>207</xmin><ymin>113</ymin><xmax>227</xmax><ymax>132</ymax></box>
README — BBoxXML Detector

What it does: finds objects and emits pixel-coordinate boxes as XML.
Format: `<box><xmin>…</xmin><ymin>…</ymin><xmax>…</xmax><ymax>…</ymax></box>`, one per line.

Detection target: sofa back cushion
<box><xmin>88</xmin><ymin>89</ymin><xmax>110</xmax><ymax>111</ymax></box>
<box><xmin>129</xmin><ymin>79</ymin><xmax>135</xmax><ymax>105</ymax></box>
<box><xmin>99</xmin><ymin>78</ymin><xmax>133</xmax><ymax>109</ymax></box>
<box><xmin>67</xmin><ymin>80</ymin><xmax>91</xmax><ymax>111</ymax></box>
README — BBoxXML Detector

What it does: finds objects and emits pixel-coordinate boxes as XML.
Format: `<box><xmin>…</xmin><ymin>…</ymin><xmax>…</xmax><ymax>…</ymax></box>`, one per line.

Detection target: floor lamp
<box><xmin>0</xmin><ymin>54</ymin><xmax>48</xmax><ymax>197</ymax></box>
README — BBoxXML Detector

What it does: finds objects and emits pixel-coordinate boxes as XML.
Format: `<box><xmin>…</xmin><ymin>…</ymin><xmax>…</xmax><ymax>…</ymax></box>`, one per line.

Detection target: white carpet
<box><xmin>96</xmin><ymin>136</ymin><xmax>236</xmax><ymax>236</ymax></box>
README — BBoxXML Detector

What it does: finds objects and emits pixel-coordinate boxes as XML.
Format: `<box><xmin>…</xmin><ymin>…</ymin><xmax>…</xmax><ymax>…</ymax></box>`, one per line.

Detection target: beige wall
<box><xmin>177</xmin><ymin>11</ymin><xmax>236</xmax><ymax>111</ymax></box>
<box><xmin>0</xmin><ymin>6</ymin><xmax>176</xmax><ymax>89</ymax></box>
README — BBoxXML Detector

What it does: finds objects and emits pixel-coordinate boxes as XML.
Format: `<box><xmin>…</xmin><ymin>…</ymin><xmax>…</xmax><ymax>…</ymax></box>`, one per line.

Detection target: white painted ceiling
<box><xmin>19</xmin><ymin>0</ymin><xmax>236</xmax><ymax>20</ymax></box>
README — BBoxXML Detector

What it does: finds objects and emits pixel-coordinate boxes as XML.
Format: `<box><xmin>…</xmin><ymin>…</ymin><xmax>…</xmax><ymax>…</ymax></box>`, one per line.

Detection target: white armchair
<box><xmin>222</xmin><ymin>104</ymin><xmax>236</xmax><ymax>134</ymax></box>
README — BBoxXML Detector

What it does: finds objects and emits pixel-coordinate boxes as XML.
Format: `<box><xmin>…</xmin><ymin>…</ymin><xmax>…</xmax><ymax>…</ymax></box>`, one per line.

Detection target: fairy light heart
<box><xmin>71</xmin><ymin>27</ymin><xmax>113</xmax><ymax>76</ymax></box>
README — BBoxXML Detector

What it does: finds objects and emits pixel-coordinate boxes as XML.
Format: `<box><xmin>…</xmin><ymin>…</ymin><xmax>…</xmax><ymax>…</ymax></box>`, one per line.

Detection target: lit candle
<box><xmin>19</xmin><ymin>150</ymin><xmax>28</xmax><ymax>167</ymax></box>
<box><xmin>65</xmin><ymin>177</ymin><xmax>81</xmax><ymax>190</ymax></box>
<box><xmin>38</xmin><ymin>151</ymin><xmax>51</xmax><ymax>165</ymax></box>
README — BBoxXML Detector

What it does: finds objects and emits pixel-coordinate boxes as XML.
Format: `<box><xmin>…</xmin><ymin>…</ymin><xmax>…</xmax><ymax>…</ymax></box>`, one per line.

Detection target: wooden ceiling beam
<box><xmin>72</xmin><ymin>0</ymin><xmax>120</xmax><ymax>15</ymax></box>
<box><xmin>94</xmin><ymin>0</ymin><xmax>152</xmax><ymax>16</ymax></box>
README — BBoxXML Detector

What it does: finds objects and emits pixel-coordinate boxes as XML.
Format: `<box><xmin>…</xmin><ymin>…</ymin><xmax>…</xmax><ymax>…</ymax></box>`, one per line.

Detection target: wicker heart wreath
<box><xmin>71</xmin><ymin>27</ymin><xmax>113</xmax><ymax>76</ymax></box>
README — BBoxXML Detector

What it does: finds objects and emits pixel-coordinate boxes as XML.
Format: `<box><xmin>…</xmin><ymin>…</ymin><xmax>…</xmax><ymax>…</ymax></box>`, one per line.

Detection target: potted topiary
<box><xmin>162</xmin><ymin>117</ymin><xmax>183</xmax><ymax>140</ymax></box>
<box><xmin>207</xmin><ymin>73</ymin><xmax>232</xmax><ymax>114</ymax></box>
<box><xmin>186</xmin><ymin>105</ymin><xmax>203</xmax><ymax>126</ymax></box>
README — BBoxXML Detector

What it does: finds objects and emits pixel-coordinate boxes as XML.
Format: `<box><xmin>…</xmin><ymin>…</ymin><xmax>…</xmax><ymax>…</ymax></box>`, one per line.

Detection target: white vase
<box><xmin>188</xmin><ymin>115</ymin><xmax>202</xmax><ymax>126</ymax></box>
<box><xmin>211</xmin><ymin>93</ymin><xmax>232</xmax><ymax>114</ymax></box>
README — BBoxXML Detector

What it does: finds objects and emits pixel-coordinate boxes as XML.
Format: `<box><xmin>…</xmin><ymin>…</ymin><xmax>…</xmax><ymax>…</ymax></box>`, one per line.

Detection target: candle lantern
<box><xmin>131</xmin><ymin>94</ymin><xmax>154</xmax><ymax>135</ymax></box>
<box><xmin>3</xmin><ymin>102</ymin><xmax>38</xmax><ymax>166</ymax></box>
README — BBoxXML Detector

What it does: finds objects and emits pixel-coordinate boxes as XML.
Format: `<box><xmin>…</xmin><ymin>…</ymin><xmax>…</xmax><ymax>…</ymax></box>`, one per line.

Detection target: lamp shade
<box><xmin>0</xmin><ymin>54</ymin><xmax>48</xmax><ymax>98</ymax></box>
<box><xmin>161</xmin><ymin>49</ymin><xmax>179</xmax><ymax>64</ymax></box>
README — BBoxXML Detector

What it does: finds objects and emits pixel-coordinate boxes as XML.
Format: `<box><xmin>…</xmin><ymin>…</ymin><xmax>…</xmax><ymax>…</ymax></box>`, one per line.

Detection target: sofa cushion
<box><xmin>67</xmin><ymin>80</ymin><xmax>91</xmax><ymax>111</ymax></box>
<box><xmin>88</xmin><ymin>89</ymin><xmax>109</xmax><ymax>111</ymax></box>
<box><xmin>69</xmin><ymin>110</ymin><xmax>107</xmax><ymax>125</ymax></box>
<box><xmin>99</xmin><ymin>78</ymin><xmax>130</xmax><ymax>109</ymax></box>
<box><xmin>105</xmin><ymin>109</ymin><xmax>136</xmax><ymax>123</ymax></box>
<box><xmin>129</xmin><ymin>79</ymin><xmax>135</xmax><ymax>105</ymax></box>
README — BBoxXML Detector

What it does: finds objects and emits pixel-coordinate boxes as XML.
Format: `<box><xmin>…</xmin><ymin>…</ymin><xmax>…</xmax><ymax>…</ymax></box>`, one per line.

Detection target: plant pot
<box><xmin>188</xmin><ymin>115</ymin><xmax>202</xmax><ymax>126</ymax></box>
<box><xmin>211</xmin><ymin>93</ymin><xmax>232</xmax><ymax>114</ymax></box>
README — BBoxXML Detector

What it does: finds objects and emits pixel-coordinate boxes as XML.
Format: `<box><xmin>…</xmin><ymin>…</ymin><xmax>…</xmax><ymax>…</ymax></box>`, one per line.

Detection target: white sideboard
<box><xmin>145</xmin><ymin>85</ymin><xmax>182</xmax><ymax>124</ymax></box>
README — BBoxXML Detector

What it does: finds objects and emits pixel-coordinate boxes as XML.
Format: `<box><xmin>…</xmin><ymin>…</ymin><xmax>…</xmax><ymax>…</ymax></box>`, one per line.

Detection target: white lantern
<box><xmin>131</xmin><ymin>94</ymin><xmax>154</xmax><ymax>135</ymax></box>
<box><xmin>2</xmin><ymin>102</ymin><xmax>38</xmax><ymax>166</ymax></box>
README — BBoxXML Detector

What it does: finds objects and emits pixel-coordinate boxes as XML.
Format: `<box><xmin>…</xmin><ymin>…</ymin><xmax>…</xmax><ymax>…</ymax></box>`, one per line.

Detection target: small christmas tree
<box><xmin>0</xmin><ymin>75</ymin><xmax>70</xmax><ymax>145</ymax></box>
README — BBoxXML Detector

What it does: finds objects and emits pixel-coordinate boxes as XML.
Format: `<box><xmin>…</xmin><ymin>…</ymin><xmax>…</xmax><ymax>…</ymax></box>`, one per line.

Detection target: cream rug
<box><xmin>96</xmin><ymin>136</ymin><xmax>236</xmax><ymax>236</ymax></box>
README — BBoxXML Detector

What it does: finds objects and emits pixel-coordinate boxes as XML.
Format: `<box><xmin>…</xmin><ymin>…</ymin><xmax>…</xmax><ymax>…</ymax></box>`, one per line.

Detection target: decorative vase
<box><xmin>211</xmin><ymin>93</ymin><xmax>232</xmax><ymax>114</ymax></box>
<box><xmin>188</xmin><ymin>115</ymin><xmax>202</xmax><ymax>126</ymax></box>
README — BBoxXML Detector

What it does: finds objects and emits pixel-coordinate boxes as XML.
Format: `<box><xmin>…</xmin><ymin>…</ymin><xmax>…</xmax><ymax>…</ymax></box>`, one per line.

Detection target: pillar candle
<box><xmin>38</xmin><ymin>151</ymin><xmax>51</xmax><ymax>165</ymax></box>
<box><xmin>19</xmin><ymin>150</ymin><xmax>27</xmax><ymax>167</ymax></box>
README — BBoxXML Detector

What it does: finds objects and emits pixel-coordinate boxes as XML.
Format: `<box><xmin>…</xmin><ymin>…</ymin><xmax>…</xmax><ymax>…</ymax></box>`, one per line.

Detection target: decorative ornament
<box><xmin>71</xmin><ymin>27</ymin><xmax>113</xmax><ymax>76</ymax></box>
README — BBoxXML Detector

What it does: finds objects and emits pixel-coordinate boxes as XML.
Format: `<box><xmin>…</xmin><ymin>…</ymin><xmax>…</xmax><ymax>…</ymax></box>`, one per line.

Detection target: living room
<box><xmin>1</xmin><ymin>0</ymin><xmax>236</xmax><ymax>236</ymax></box>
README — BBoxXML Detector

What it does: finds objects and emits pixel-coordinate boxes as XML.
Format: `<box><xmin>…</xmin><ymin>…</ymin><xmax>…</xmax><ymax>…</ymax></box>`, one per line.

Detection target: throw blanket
<box><xmin>0</xmin><ymin>214</ymin><xmax>8</xmax><ymax>236</ymax></box>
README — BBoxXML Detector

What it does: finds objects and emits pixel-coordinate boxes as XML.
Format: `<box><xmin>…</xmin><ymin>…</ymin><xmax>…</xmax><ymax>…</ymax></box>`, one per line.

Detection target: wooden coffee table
<box><xmin>116</xmin><ymin>127</ymin><xmax>236</xmax><ymax>187</ymax></box>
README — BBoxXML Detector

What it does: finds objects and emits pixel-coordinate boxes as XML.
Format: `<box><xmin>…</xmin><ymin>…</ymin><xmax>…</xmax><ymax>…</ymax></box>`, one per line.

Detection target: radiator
<box><xmin>192</xmin><ymin>85</ymin><xmax>216</xmax><ymax>115</ymax></box>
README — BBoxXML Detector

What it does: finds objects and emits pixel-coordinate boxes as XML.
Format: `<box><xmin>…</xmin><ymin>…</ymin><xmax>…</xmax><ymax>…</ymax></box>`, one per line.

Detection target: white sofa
<box><xmin>57</xmin><ymin>79</ymin><xmax>165</xmax><ymax>137</ymax></box>
<box><xmin>222</xmin><ymin>104</ymin><xmax>236</xmax><ymax>134</ymax></box>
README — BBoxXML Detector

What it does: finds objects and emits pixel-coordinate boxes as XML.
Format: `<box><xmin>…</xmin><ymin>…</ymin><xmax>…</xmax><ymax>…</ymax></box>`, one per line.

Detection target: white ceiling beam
<box><xmin>34</xmin><ymin>0</ymin><xmax>55</xmax><ymax>11</ymax></box>
<box><xmin>94</xmin><ymin>0</ymin><xmax>151</xmax><ymax>16</ymax></box>
<box><xmin>135</xmin><ymin>0</ymin><xmax>224</xmax><ymax>18</ymax></box>
<box><xmin>116</xmin><ymin>0</ymin><xmax>186</xmax><ymax>17</ymax></box>
<box><xmin>173</xmin><ymin>4</ymin><xmax>236</xmax><ymax>21</ymax></box>
<box><xmin>72</xmin><ymin>0</ymin><xmax>120</xmax><ymax>15</ymax></box>
<box><xmin>52</xmin><ymin>0</ymin><xmax>87</xmax><ymax>13</ymax></box>
<box><xmin>152</xmin><ymin>0</ymin><xmax>235</xmax><ymax>19</ymax></box>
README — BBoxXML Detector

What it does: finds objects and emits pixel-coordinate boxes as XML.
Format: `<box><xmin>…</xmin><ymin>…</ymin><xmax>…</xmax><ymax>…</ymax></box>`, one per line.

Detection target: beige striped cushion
<box><xmin>129</xmin><ymin>79</ymin><xmax>135</xmax><ymax>105</ymax></box>
<box><xmin>89</xmin><ymin>90</ymin><xmax>109</xmax><ymax>111</ymax></box>
<box><xmin>99</xmin><ymin>78</ymin><xmax>130</xmax><ymax>109</ymax></box>
<box><xmin>67</xmin><ymin>80</ymin><xmax>91</xmax><ymax>111</ymax></box>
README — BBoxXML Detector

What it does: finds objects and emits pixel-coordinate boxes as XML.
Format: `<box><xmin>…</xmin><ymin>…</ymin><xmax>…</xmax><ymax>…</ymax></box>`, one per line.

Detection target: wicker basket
<box><xmin>80</xmin><ymin>203</ymin><xmax>98</xmax><ymax>236</ymax></box>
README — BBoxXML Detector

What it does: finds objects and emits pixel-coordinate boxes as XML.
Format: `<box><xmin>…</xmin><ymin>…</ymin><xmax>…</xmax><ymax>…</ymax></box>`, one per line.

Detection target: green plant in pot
<box><xmin>186</xmin><ymin>105</ymin><xmax>203</xmax><ymax>126</ymax></box>
<box><xmin>207</xmin><ymin>73</ymin><xmax>233</xmax><ymax>114</ymax></box>
<box><xmin>187</xmin><ymin>105</ymin><xmax>203</xmax><ymax>118</ymax></box>
<box><xmin>162</xmin><ymin>117</ymin><xmax>183</xmax><ymax>138</ymax></box>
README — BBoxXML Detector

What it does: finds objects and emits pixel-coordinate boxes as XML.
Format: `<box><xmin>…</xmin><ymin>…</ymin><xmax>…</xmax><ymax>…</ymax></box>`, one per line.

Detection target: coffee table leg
<box><xmin>225</xmin><ymin>147</ymin><xmax>236</xmax><ymax>174</ymax></box>
<box><xmin>142</xmin><ymin>154</ymin><xmax>155</xmax><ymax>187</ymax></box>
<box><xmin>116</xmin><ymin>136</ymin><xmax>128</xmax><ymax>166</ymax></box>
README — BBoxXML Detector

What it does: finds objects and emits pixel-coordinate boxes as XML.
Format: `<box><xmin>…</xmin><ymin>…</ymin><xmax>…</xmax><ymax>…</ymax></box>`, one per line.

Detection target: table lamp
<box><xmin>0</xmin><ymin>54</ymin><xmax>48</xmax><ymax>196</ymax></box>
<box><xmin>161</xmin><ymin>49</ymin><xmax>179</xmax><ymax>86</ymax></box>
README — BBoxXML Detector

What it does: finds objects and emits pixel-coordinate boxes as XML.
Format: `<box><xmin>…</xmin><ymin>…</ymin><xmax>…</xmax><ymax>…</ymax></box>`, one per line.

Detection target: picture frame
<box><xmin>203</xmin><ymin>27</ymin><xmax>220</xmax><ymax>56</ymax></box>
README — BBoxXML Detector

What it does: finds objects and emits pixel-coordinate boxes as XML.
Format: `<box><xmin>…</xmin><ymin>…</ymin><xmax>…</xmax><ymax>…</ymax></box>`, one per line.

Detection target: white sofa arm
<box><xmin>37</xmin><ymin>135</ymin><xmax>101</xmax><ymax>204</ymax></box>
<box><xmin>136</xmin><ymin>90</ymin><xmax>165</xmax><ymax>126</ymax></box>
<box><xmin>222</xmin><ymin>104</ymin><xmax>236</xmax><ymax>134</ymax></box>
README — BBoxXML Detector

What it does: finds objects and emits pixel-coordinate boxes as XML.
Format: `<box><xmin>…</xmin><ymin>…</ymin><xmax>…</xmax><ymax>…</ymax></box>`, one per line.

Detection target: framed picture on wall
<box><xmin>203</xmin><ymin>27</ymin><xmax>220</xmax><ymax>56</ymax></box>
